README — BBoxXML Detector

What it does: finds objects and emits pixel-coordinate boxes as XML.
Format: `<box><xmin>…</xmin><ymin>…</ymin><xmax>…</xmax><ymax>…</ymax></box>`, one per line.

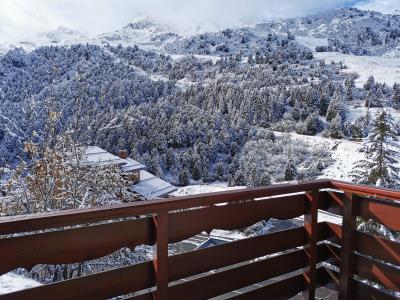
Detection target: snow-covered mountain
<box><xmin>254</xmin><ymin>7</ymin><xmax>400</xmax><ymax>57</ymax></box>
<box><xmin>1</xmin><ymin>8</ymin><xmax>399</xmax><ymax>58</ymax></box>
<box><xmin>92</xmin><ymin>16</ymin><xmax>179</xmax><ymax>50</ymax></box>
<box><xmin>1</xmin><ymin>27</ymin><xmax>87</xmax><ymax>53</ymax></box>
<box><xmin>0</xmin><ymin>7</ymin><xmax>399</xmax><ymax>186</ymax></box>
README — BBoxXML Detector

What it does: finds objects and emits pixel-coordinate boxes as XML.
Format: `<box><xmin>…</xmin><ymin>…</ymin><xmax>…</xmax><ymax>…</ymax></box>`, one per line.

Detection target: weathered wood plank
<box><xmin>168</xmin><ymin>194</ymin><xmax>306</xmax><ymax>243</ymax></box>
<box><xmin>0</xmin><ymin>261</ymin><xmax>155</xmax><ymax>300</ymax></box>
<box><xmin>0</xmin><ymin>217</ymin><xmax>155</xmax><ymax>276</ymax></box>
<box><xmin>169</xmin><ymin>226</ymin><xmax>307</xmax><ymax>281</ymax></box>
<box><xmin>0</xmin><ymin>180</ymin><xmax>331</xmax><ymax>235</ymax></box>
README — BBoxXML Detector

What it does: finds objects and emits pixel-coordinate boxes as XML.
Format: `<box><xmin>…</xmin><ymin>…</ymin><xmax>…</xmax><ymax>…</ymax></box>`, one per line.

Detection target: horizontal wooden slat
<box><xmin>169</xmin><ymin>226</ymin><xmax>307</xmax><ymax>281</ymax></box>
<box><xmin>353</xmin><ymin>196</ymin><xmax>400</xmax><ymax>231</ymax></box>
<box><xmin>227</xmin><ymin>271</ymin><xmax>306</xmax><ymax>300</ymax></box>
<box><xmin>354</xmin><ymin>253</ymin><xmax>400</xmax><ymax>292</ymax></box>
<box><xmin>0</xmin><ymin>217</ymin><xmax>155</xmax><ymax>276</ymax></box>
<box><xmin>357</xmin><ymin>230</ymin><xmax>400</xmax><ymax>266</ymax></box>
<box><xmin>318</xmin><ymin>191</ymin><xmax>343</xmax><ymax>215</ymax></box>
<box><xmin>324</xmin><ymin>242</ymin><xmax>400</xmax><ymax>292</ymax></box>
<box><xmin>168</xmin><ymin>248</ymin><xmax>308</xmax><ymax>300</ymax></box>
<box><xmin>353</xmin><ymin>279</ymin><xmax>399</xmax><ymax>300</ymax></box>
<box><xmin>0</xmin><ymin>180</ymin><xmax>331</xmax><ymax>235</ymax></box>
<box><xmin>0</xmin><ymin>260</ymin><xmax>155</xmax><ymax>300</ymax></box>
<box><xmin>229</xmin><ymin>266</ymin><xmax>339</xmax><ymax>300</ymax></box>
<box><xmin>168</xmin><ymin>194</ymin><xmax>306</xmax><ymax>243</ymax></box>
<box><xmin>125</xmin><ymin>292</ymin><xmax>155</xmax><ymax>300</ymax></box>
<box><xmin>167</xmin><ymin>243</ymin><xmax>333</xmax><ymax>300</ymax></box>
<box><xmin>322</xmin><ymin>222</ymin><xmax>400</xmax><ymax>266</ymax></box>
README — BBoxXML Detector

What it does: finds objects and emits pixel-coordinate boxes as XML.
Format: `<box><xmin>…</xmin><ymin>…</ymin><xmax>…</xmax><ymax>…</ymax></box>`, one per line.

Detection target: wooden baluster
<box><xmin>303</xmin><ymin>190</ymin><xmax>318</xmax><ymax>299</ymax></box>
<box><xmin>153</xmin><ymin>211</ymin><xmax>169</xmax><ymax>300</ymax></box>
<box><xmin>338</xmin><ymin>192</ymin><xmax>356</xmax><ymax>300</ymax></box>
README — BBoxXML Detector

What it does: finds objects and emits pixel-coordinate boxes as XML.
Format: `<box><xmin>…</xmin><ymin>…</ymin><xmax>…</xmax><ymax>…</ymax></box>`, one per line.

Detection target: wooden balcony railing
<box><xmin>0</xmin><ymin>179</ymin><xmax>399</xmax><ymax>299</ymax></box>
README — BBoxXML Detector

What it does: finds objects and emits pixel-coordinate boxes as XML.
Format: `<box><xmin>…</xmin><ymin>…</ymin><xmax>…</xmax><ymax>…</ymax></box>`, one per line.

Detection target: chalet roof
<box><xmin>132</xmin><ymin>170</ymin><xmax>177</xmax><ymax>199</ymax></box>
<box><xmin>83</xmin><ymin>146</ymin><xmax>176</xmax><ymax>199</ymax></box>
<box><xmin>82</xmin><ymin>146</ymin><xmax>146</xmax><ymax>171</ymax></box>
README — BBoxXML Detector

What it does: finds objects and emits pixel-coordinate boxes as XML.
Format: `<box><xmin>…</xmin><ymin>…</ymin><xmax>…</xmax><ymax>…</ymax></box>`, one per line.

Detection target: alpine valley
<box><xmin>1</xmin><ymin>7</ymin><xmax>400</xmax><ymax>187</ymax></box>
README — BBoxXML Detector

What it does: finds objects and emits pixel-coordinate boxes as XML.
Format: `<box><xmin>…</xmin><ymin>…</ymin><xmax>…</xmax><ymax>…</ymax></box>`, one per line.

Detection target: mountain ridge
<box><xmin>0</xmin><ymin>7</ymin><xmax>399</xmax><ymax>58</ymax></box>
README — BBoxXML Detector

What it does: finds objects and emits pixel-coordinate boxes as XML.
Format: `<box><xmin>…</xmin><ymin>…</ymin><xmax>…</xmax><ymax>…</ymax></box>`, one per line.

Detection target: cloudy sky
<box><xmin>0</xmin><ymin>0</ymin><xmax>399</xmax><ymax>42</ymax></box>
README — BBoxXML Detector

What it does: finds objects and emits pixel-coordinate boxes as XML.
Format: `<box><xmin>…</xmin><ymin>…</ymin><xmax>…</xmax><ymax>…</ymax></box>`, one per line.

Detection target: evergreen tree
<box><xmin>247</xmin><ymin>54</ymin><xmax>254</xmax><ymax>65</ymax></box>
<box><xmin>178</xmin><ymin>167</ymin><xmax>190</xmax><ymax>186</ymax></box>
<box><xmin>232</xmin><ymin>170</ymin><xmax>246</xmax><ymax>186</ymax></box>
<box><xmin>259</xmin><ymin>172</ymin><xmax>271</xmax><ymax>186</ymax></box>
<box><xmin>215</xmin><ymin>162</ymin><xmax>225</xmax><ymax>181</ymax></box>
<box><xmin>319</xmin><ymin>93</ymin><xmax>330</xmax><ymax>116</ymax></box>
<box><xmin>364</xmin><ymin>75</ymin><xmax>375</xmax><ymax>91</ymax></box>
<box><xmin>247</xmin><ymin>160</ymin><xmax>259</xmax><ymax>187</ymax></box>
<box><xmin>345</xmin><ymin>78</ymin><xmax>354</xmax><ymax>101</ymax></box>
<box><xmin>328</xmin><ymin>114</ymin><xmax>345</xmax><ymax>139</ymax></box>
<box><xmin>351</xmin><ymin>109</ymin><xmax>400</xmax><ymax>188</ymax></box>
<box><xmin>326</xmin><ymin>88</ymin><xmax>345</xmax><ymax>122</ymax></box>
<box><xmin>304</xmin><ymin>112</ymin><xmax>322</xmax><ymax>135</ymax></box>
<box><xmin>365</xmin><ymin>88</ymin><xmax>383</xmax><ymax>108</ymax></box>
<box><xmin>393</xmin><ymin>83</ymin><xmax>400</xmax><ymax>110</ymax></box>
<box><xmin>284</xmin><ymin>156</ymin><xmax>297</xmax><ymax>181</ymax></box>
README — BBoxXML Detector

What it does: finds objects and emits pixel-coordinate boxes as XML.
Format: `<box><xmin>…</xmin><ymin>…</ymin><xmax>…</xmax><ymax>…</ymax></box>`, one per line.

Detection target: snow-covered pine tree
<box><xmin>232</xmin><ymin>170</ymin><xmax>246</xmax><ymax>186</ymax></box>
<box><xmin>326</xmin><ymin>87</ymin><xmax>345</xmax><ymax>122</ymax></box>
<box><xmin>393</xmin><ymin>82</ymin><xmax>400</xmax><ymax>110</ymax></box>
<box><xmin>363</xmin><ymin>75</ymin><xmax>375</xmax><ymax>91</ymax></box>
<box><xmin>178</xmin><ymin>167</ymin><xmax>190</xmax><ymax>186</ymax></box>
<box><xmin>365</xmin><ymin>87</ymin><xmax>383</xmax><ymax>108</ymax></box>
<box><xmin>328</xmin><ymin>114</ymin><xmax>345</xmax><ymax>139</ymax></box>
<box><xmin>351</xmin><ymin>109</ymin><xmax>400</xmax><ymax>188</ymax></box>
<box><xmin>284</xmin><ymin>155</ymin><xmax>298</xmax><ymax>181</ymax></box>
<box><xmin>345</xmin><ymin>78</ymin><xmax>354</xmax><ymax>101</ymax></box>
<box><xmin>259</xmin><ymin>172</ymin><xmax>271</xmax><ymax>186</ymax></box>
<box><xmin>351</xmin><ymin>109</ymin><xmax>399</xmax><ymax>240</ymax></box>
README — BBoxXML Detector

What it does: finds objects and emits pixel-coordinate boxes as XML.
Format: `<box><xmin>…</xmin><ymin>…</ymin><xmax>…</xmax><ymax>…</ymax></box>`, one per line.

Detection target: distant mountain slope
<box><xmin>93</xmin><ymin>16</ymin><xmax>179</xmax><ymax>51</ymax></box>
<box><xmin>0</xmin><ymin>7</ymin><xmax>399</xmax><ymax>187</ymax></box>
<box><xmin>254</xmin><ymin>8</ymin><xmax>400</xmax><ymax>57</ymax></box>
<box><xmin>1</xmin><ymin>8</ymin><xmax>399</xmax><ymax>58</ymax></box>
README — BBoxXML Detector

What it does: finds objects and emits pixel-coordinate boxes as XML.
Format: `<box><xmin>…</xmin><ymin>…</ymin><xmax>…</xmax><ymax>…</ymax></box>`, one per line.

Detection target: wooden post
<box><xmin>338</xmin><ymin>192</ymin><xmax>356</xmax><ymax>300</ymax></box>
<box><xmin>153</xmin><ymin>211</ymin><xmax>169</xmax><ymax>300</ymax></box>
<box><xmin>304</xmin><ymin>190</ymin><xmax>318</xmax><ymax>299</ymax></box>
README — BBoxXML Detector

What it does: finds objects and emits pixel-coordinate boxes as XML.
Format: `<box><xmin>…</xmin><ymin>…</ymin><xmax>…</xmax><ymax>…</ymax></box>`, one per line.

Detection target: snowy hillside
<box><xmin>0</xmin><ymin>6</ymin><xmax>399</xmax><ymax>188</ymax></box>
<box><xmin>255</xmin><ymin>7</ymin><xmax>400</xmax><ymax>57</ymax></box>
<box><xmin>284</xmin><ymin>133</ymin><xmax>364</xmax><ymax>181</ymax></box>
<box><xmin>314</xmin><ymin>51</ymin><xmax>400</xmax><ymax>88</ymax></box>
<box><xmin>1</xmin><ymin>27</ymin><xmax>87</xmax><ymax>53</ymax></box>
<box><xmin>93</xmin><ymin>16</ymin><xmax>179</xmax><ymax>51</ymax></box>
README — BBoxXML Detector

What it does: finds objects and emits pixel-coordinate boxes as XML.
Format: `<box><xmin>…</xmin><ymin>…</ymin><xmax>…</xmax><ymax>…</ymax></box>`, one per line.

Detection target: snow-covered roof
<box><xmin>121</xmin><ymin>158</ymin><xmax>147</xmax><ymax>172</ymax></box>
<box><xmin>82</xmin><ymin>146</ymin><xmax>146</xmax><ymax>170</ymax></box>
<box><xmin>133</xmin><ymin>170</ymin><xmax>177</xmax><ymax>199</ymax></box>
<box><xmin>83</xmin><ymin>146</ymin><xmax>175</xmax><ymax>199</ymax></box>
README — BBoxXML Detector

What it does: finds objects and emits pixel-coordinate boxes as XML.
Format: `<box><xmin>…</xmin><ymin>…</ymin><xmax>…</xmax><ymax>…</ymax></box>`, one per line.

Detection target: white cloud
<box><xmin>0</xmin><ymin>0</ymin><xmax>398</xmax><ymax>43</ymax></box>
<box><xmin>356</xmin><ymin>0</ymin><xmax>400</xmax><ymax>14</ymax></box>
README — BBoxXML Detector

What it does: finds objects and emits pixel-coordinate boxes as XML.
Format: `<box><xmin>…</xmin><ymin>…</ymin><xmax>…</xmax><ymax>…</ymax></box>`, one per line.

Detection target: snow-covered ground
<box><xmin>283</xmin><ymin>132</ymin><xmax>364</xmax><ymax>181</ymax></box>
<box><xmin>295</xmin><ymin>35</ymin><xmax>400</xmax><ymax>88</ymax></box>
<box><xmin>315</xmin><ymin>52</ymin><xmax>400</xmax><ymax>88</ymax></box>
<box><xmin>295</xmin><ymin>35</ymin><xmax>328</xmax><ymax>50</ymax></box>
<box><xmin>171</xmin><ymin>182</ymin><xmax>244</xmax><ymax>197</ymax></box>
<box><xmin>0</xmin><ymin>273</ymin><xmax>40</xmax><ymax>295</ymax></box>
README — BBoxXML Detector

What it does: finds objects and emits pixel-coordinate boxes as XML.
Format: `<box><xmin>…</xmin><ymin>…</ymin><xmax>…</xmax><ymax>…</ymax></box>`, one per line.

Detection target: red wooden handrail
<box><xmin>0</xmin><ymin>179</ymin><xmax>399</xmax><ymax>300</ymax></box>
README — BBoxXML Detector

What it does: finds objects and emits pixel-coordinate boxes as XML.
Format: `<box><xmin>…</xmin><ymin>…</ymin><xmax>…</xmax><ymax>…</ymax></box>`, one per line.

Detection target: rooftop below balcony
<box><xmin>0</xmin><ymin>179</ymin><xmax>399</xmax><ymax>299</ymax></box>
